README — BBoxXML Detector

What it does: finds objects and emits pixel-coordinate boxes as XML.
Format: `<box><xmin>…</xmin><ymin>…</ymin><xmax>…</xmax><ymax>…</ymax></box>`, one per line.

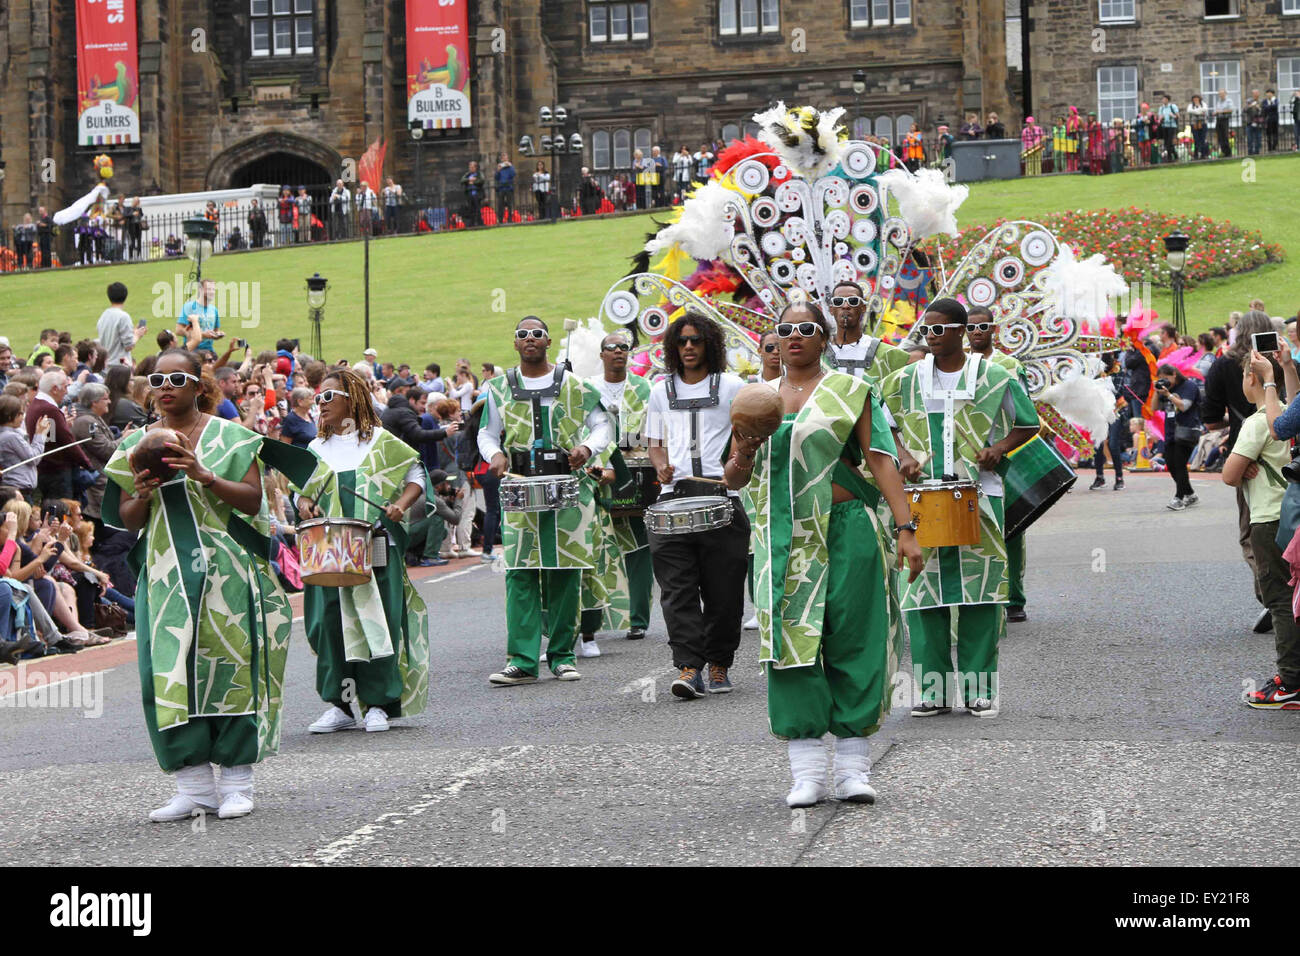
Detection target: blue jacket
<box><xmin>495</xmin><ymin>164</ymin><xmax>516</xmax><ymax>191</ymax></box>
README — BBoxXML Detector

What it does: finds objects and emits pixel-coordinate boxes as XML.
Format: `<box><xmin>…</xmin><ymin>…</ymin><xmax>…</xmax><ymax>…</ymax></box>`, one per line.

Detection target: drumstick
<box><xmin>682</xmin><ymin>475</ymin><xmax>728</xmax><ymax>484</ymax></box>
<box><xmin>334</xmin><ymin>484</ymin><xmax>392</xmax><ymax>514</ymax></box>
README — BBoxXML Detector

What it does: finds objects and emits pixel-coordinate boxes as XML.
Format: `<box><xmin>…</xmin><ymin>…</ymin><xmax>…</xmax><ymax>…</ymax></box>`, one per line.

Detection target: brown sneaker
<box><xmin>706</xmin><ymin>664</ymin><xmax>733</xmax><ymax>694</ymax></box>
<box><xmin>670</xmin><ymin>666</ymin><xmax>706</xmax><ymax>699</ymax></box>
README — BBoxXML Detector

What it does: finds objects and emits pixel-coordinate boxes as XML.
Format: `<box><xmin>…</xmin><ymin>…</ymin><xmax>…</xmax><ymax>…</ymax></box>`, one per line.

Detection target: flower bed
<box><xmin>919</xmin><ymin>208</ymin><xmax>1285</xmax><ymax>288</ymax></box>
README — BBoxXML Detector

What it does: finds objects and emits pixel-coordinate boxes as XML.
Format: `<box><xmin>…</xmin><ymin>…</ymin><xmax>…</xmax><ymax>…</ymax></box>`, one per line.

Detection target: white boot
<box><xmin>785</xmin><ymin>738</ymin><xmax>829</xmax><ymax>808</ymax></box>
<box><xmin>832</xmin><ymin>736</ymin><xmax>878</xmax><ymax>804</ymax></box>
<box><xmin>217</xmin><ymin>764</ymin><xmax>254</xmax><ymax>819</ymax></box>
<box><xmin>149</xmin><ymin>763</ymin><xmax>218</xmax><ymax>822</ymax></box>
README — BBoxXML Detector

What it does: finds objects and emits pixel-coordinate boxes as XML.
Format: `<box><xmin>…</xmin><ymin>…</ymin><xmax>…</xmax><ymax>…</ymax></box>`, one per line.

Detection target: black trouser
<box><xmin>1165</xmin><ymin>438</ymin><xmax>1194</xmax><ymax>498</ymax></box>
<box><xmin>1163</xmin><ymin>127</ymin><xmax>1177</xmax><ymax>162</ymax></box>
<box><xmin>1250</xmin><ymin>520</ymin><xmax>1300</xmax><ymax>687</ymax></box>
<box><xmin>38</xmin><ymin>237</ymin><xmax>51</xmax><ymax>268</ymax></box>
<box><xmin>1217</xmin><ymin>119</ymin><xmax>1231</xmax><ymax>155</ymax></box>
<box><xmin>1094</xmin><ymin>416</ymin><xmax>1126</xmax><ymax>480</ymax></box>
<box><xmin>479</xmin><ymin>470</ymin><xmax>501</xmax><ymax>555</ymax></box>
<box><xmin>648</xmin><ymin>495</ymin><xmax>749</xmax><ymax>670</ymax></box>
<box><xmin>15</xmin><ymin>242</ymin><xmax>32</xmax><ymax>268</ymax></box>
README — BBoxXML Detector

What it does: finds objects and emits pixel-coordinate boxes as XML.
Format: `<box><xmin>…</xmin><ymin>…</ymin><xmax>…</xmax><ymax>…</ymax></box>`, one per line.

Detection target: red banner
<box><xmin>406</xmin><ymin>0</ymin><xmax>471</xmax><ymax>130</ymax></box>
<box><xmin>76</xmin><ymin>0</ymin><xmax>141</xmax><ymax>146</ymax></box>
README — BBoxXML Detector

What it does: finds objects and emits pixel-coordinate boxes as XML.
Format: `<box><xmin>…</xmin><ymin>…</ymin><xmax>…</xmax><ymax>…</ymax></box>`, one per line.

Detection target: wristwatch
<box><xmin>892</xmin><ymin>519</ymin><xmax>918</xmax><ymax>538</ymax></box>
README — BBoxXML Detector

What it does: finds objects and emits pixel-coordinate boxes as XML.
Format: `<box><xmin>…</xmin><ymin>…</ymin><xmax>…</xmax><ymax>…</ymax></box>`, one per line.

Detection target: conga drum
<box><xmin>997</xmin><ymin>435</ymin><xmax>1077</xmax><ymax>539</ymax></box>
<box><xmin>904</xmin><ymin>481</ymin><xmax>982</xmax><ymax>548</ymax></box>
<box><xmin>298</xmin><ymin>517</ymin><xmax>375</xmax><ymax>586</ymax></box>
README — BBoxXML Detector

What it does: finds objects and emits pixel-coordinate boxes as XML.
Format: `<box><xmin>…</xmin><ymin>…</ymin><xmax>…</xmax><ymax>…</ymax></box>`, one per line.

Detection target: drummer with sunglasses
<box><xmin>477</xmin><ymin>316</ymin><xmax>611</xmax><ymax>686</ymax></box>
<box><xmin>645</xmin><ymin>312</ymin><xmax>749</xmax><ymax>699</ymax></box>
<box><xmin>826</xmin><ymin>281</ymin><xmax>914</xmax><ymax>384</ymax></box>
<box><xmin>965</xmin><ymin>306</ymin><xmax>1032</xmax><ymax>624</ymax></box>
<box><xmin>878</xmin><ymin>299</ymin><xmax>1040</xmax><ymax>719</ymax></box>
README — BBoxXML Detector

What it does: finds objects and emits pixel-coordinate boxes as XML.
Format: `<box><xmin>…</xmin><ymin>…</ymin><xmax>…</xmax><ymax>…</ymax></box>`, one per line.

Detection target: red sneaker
<box><xmin>1245</xmin><ymin>675</ymin><xmax>1300</xmax><ymax>710</ymax></box>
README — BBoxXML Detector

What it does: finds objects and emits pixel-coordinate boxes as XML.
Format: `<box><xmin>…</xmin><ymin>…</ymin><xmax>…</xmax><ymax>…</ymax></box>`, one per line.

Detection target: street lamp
<box><xmin>305</xmin><ymin>272</ymin><xmax>329</xmax><ymax>359</ymax></box>
<box><xmin>1163</xmin><ymin>230</ymin><xmax>1190</xmax><ymax>336</ymax></box>
<box><xmin>410</xmin><ymin>119</ymin><xmax>425</xmax><ymax>220</ymax></box>
<box><xmin>852</xmin><ymin>69</ymin><xmax>867</xmax><ymax>139</ymax></box>
<box><xmin>182</xmin><ymin>216</ymin><xmax>216</xmax><ymax>292</ymax></box>
<box><xmin>520</xmin><ymin>105</ymin><xmax>583</xmax><ymax>221</ymax></box>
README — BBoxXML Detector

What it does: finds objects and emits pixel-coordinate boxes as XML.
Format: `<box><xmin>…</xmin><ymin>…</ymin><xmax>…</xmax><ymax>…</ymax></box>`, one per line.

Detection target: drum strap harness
<box><xmin>508</xmin><ymin>365</ymin><xmax>566</xmax><ymax>475</ymax></box>
<box><xmin>917</xmin><ymin>354</ymin><xmax>982</xmax><ymax>480</ymax></box>
<box><xmin>832</xmin><ymin>337</ymin><xmax>881</xmax><ymax>377</ymax></box>
<box><xmin>665</xmin><ymin>372</ymin><xmax>720</xmax><ymax>478</ymax></box>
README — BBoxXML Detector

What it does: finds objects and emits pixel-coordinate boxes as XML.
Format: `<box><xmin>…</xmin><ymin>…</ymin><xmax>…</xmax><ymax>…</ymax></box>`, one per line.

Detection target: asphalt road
<box><xmin>1</xmin><ymin>468</ymin><xmax>1294</xmax><ymax>866</ymax></box>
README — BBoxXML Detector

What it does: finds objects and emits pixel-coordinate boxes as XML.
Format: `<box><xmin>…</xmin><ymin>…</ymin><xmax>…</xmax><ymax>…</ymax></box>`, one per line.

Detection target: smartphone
<box><xmin>137</xmin><ymin>317</ymin><xmax>147</xmax><ymax>329</ymax></box>
<box><xmin>235</xmin><ymin>338</ymin><xmax>248</xmax><ymax>349</ymax></box>
<box><xmin>1253</xmin><ymin>331</ymin><xmax>1281</xmax><ymax>354</ymax></box>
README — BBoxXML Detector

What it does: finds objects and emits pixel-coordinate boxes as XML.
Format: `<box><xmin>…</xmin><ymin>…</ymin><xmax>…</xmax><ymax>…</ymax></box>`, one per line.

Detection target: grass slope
<box><xmin>1</xmin><ymin>155</ymin><xmax>1294</xmax><ymax>368</ymax></box>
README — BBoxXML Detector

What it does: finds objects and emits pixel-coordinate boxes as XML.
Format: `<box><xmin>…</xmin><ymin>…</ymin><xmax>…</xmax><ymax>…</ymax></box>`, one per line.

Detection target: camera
<box><xmin>1153</xmin><ymin>379</ymin><xmax>1169</xmax><ymax>391</ymax></box>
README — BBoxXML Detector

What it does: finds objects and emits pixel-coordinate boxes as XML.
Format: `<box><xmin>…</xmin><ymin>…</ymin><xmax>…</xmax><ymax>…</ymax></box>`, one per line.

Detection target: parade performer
<box><xmin>103</xmin><ymin>349</ymin><xmax>306</xmax><ymax>822</ymax></box>
<box><xmin>295</xmin><ymin>367</ymin><xmax>432</xmax><ymax>735</ymax></box>
<box><xmin>646</xmin><ymin>312</ymin><xmax>749</xmax><ymax>699</ymax></box>
<box><xmin>827</xmin><ymin>279</ymin><xmax>913</xmax><ymax>384</ymax></box>
<box><xmin>880</xmin><ymin>299</ymin><xmax>1040</xmax><ymax>717</ymax></box>
<box><xmin>966</xmin><ymin>305</ymin><xmax>1031</xmax><ymax>623</ymax></box>
<box><xmin>581</xmin><ymin>330</ymin><xmax>655</xmax><ymax>651</ymax></box>
<box><xmin>727</xmin><ymin>304</ymin><xmax>922</xmax><ymax>807</ymax></box>
<box><xmin>479</xmin><ymin>316</ymin><xmax>610</xmax><ymax>685</ymax></box>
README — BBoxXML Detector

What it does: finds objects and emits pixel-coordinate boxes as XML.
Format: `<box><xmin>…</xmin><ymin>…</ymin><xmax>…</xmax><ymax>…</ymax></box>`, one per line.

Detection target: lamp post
<box><xmin>410</xmin><ymin>119</ymin><xmax>425</xmax><ymax>230</ymax></box>
<box><xmin>305</xmin><ymin>272</ymin><xmax>329</xmax><ymax>360</ymax></box>
<box><xmin>1163</xmin><ymin>230</ymin><xmax>1190</xmax><ymax>336</ymax></box>
<box><xmin>182</xmin><ymin>216</ymin><xmax>216</xmax><ymax>295</ymax></box>
<box><xmin>519</xmin><ymin>105</ymin><xmax>583</xmax><ymax>222</ymax></box>
<box><xmin>852</xmin><ymin>69</ymin><xmax>867</xmax><ymax>139</ymax></box>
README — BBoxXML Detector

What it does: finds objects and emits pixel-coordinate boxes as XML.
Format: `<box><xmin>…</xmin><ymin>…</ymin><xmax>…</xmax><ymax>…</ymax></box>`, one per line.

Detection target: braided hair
<box><xmin>662</xmin><ymin>311</ymin><xmax>727</xmax><ymax>376</ymax></box>
<box><xmin>320</xmin><ymin>366</ymin><xmax>382</xmax><ymax>441</ymax></box>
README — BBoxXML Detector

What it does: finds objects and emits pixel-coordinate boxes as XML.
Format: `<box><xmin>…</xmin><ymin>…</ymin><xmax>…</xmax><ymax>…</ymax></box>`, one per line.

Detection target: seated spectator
<box><xmin>0</xmin><ymin>394</ymin><xmax>47</xmax><ymax>503</ymax></box>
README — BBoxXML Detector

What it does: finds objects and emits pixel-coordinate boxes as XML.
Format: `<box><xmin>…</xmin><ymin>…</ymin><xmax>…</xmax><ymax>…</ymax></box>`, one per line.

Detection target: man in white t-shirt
<box><xmin>645</xmin><ymin>312</ymin><xmax>749</xmax><ymax>699</ymax></box>
<box><xmin>96</xmin><ymin>281</ymin><xmax>146</xmax><ymax>367</ymax></box>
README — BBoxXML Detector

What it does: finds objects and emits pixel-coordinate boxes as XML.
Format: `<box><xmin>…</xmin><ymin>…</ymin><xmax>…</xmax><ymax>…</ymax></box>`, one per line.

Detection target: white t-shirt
<box><xmin>645</xmin><ymin>372</ymin><xmax>745</xmax><ymax>496</ymax></box>
<box><xmin>448</xmin><ymin>380</ymin><xmax>475</xmax><ymax>412</ymax></box>
<box><xmin>96</xmin><ymin>306</ymin><xmax>135</xmax><ymax>367</ymax></box>
<box><xmin>476</xmin><ymin>369</ymin><xmax>611</xmax><ymax>462</ymax></box>
<box><xmin>308</xmin><ymin>428</ymin><xmax>423</xmax><ymax>486</ymax></box>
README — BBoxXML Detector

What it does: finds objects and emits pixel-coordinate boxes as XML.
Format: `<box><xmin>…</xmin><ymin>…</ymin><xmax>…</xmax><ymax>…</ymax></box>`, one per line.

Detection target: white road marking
<box><xmin>291</xmin><ymin>563</ymin><xmax>484</xmax><ymax>623</ymax></box>
<box><xmin>303</xmin><ymin>745</ymin><xmax>533</xmax><ymax>865</ymax></box>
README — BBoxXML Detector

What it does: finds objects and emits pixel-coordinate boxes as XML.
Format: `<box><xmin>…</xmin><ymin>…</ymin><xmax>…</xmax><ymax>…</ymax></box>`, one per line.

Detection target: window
<box><xmin>852</xmin><ymin>115</ymin><xmax>871</xmax><ymax>137</ymax></box>
<box><xmin>720</xmin><ymin>0</ymin><xmax>737</xmax><ymax>34</ymax></box>
<box><xmin>1201</xmin><ymin>60</ymin><xmax>1242</xmax><ymax>117</ymax></box>
<box><xmin>589</xmin><ymin>2</ymin><xmax>649</xmax><ymax>43</ymax></box>
<box><xmin>613</xmin><ymin>130</ymin><xmax>631</xmax><ymax>168</ymax></box>
<box><xmin>855</xmin><ymin>0</ymin><xmax>908</xmax><ymax>26</ymax></box>
<box><xmin>251</xmin><ymin>0</ymin><xmax>311</xmax><ymax>57</ymax></box>
<box><xmin>1098</xmin><ymin>0</ymin><xmax>1135</xmax><ymax>20</ymax></box>
<box><xmin>592</xmin><ymin>131</ymin><xmax>611</xmax><ymax>169</ymax></box>
<box><xmin>1204</xmin><ymin>0</ymin><xmax>1239</xmax><ymax>16</ymax></box>
<box><xmin>740</xmin><ymin>0</ymin><xmax>758</xmax><ymax>32</ymax></box>
<box><xmin>1285</xmin><ymin>0</ymin><xmax>1300</xmax><ymax>13</ymax></box>
<box><xmin>743</xmin><ymin>120</ymin><xmax>761</xmax><ymax>137</ymax></box>
<box><xmin>873</xmin><ymin>116</ymin><xmax>892</xmax><ymax>140</ymax></box>
<box><xmin>722</xmin><ymin>0</ymin><xmax>778</xmax><ymax>35</ymax></box>
<box><xmin>634</xmin><ymin>127</ymin><xmax>653</xmax><ymax>156</ymax></box>
<box><xmin>895</xmin><ymin>114</ymin><xmax>915</xmax><ymax>141</ymax></box>
<box><xmin>760</xmin><ymin>0</ymin><xmax>779</xmax><ymax>31</ymax></box>
<box><xmin>1097</xmin><ymin>66</ymin><xmax>1138</xmax><ymax>124</ymax></box>
<box><xmin>1279</xmin><ymin>58</ymin><xmax>1300</xmax><ymax>124</ymax></box>
<box><xmin>851</xmin><ymin>0</ymin><xmax>870</xmax><ymax>26</ymax></box>
<box><xmin>720</xmin><ymin>123</ymin><xmax>740</xmax><ymax>142</ymax></box>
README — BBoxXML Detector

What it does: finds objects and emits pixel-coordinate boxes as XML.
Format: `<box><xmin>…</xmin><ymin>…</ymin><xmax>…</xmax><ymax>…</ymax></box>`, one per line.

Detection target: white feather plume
<box><xmin>559</xmin><ymin>317</ymin><xmax>610</xmax><ymax>381</ymax></box>
<box><xmin>1039</xmin><ymin>245</ymin><xmax>1128</xmax><ymax>323</ymax></box>
<box><xmin>752</xmin><ymin>101</ymin><xmax>847</xmax><ymax>179</ymax></box>
<box><xmin>644</xmin><ymin>180</ymin><xmax>738</xmax><ymax>260</ymax></box>
<box><xmin>878</xmin><ymin>167</ymin><xmax>968</xmax><ymax>239</ymax></box>
<box><xmin>53</xmin><ymin>183</ymin><xmax>109</xmax><ymax>226</ymax></box>
<box><xmin>1038</xmin><ymin>373</ymin><xmax>1117</xmax><ymax>445</ymax></box>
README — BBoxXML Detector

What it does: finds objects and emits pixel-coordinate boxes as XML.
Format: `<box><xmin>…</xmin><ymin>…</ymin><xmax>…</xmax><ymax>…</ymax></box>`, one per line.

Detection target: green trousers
<box><xmin>507</xmin><ymin>568</ymin><xmax>580</xmax><ymax>675</ymax></box>
<box><xmin>305</xmin><ymin>584</ymin><xmax>404</xmax><ymax>717</ymax></box>
<box><xmin>580</xmin><ymin>547</ymin><xmax>653</xmax><ymax>634</ymax></box>
<box><xmin>906</xmin><ymin>602</ymin><xmax>1004</xmax><ymax>706</ymax></box>
<box><xmin>766</xmin><ymin>502</ymin><xmax>894</xmax><ymax>739</ymax></box>
<box><xmin>1006</xmin><ymin>531</ymin><xmax>1026</xmax><ymax>608</ymax></box>
<box><xmin>406</xmin><ymin>510</ymin><xmax>448</xmax><ymax>561</ymax></box>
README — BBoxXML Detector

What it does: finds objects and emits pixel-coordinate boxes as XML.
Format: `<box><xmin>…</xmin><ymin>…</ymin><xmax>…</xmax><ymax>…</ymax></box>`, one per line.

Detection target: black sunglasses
<box><xmin>762</xmin><ymin>343</ymin><xmax>779</xmax><ymax>353</ymax></box>
<box><xmin>678</xmin><ymin>335</ymin><xmax>705</xmax><ymax>346</ymax></box>
<box><xmin>515</xmin><ymin>328</ymin><xmax>547</xmax><ymax>340</ymax></box>
<box><xmin>828</xmin><ymin>295</ymin><xmax>865</xmax><ymax>308</ymax></box>
<box><xmin>602</xmin><ymin>343</ymin><xmax>631</xmax><ymax>353</ymax></box>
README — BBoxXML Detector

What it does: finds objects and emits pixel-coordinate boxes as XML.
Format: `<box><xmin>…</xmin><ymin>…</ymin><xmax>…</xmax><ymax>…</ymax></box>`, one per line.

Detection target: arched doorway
<box><xmin>229</xmin><ymin>152</ymin><xmax>331</xmax><ymax>189</ymax></box>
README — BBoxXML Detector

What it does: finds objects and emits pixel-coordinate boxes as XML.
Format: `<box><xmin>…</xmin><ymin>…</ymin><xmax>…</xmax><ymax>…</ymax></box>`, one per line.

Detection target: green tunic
<box><xmin>296</xmin><ymin>427</ymin><xmax>431</xmax><ymax>717</ymax></box>
<box><xmin>879</xmin><ymin>355</ymin><xmax>1040</xmax><ymax>610</ymax></box>
<box><xmin>749</xmin><ymin>371</ymin><xmax>901</xmax><ymax>670</ymax></box>
<box><xmin>102</xmin><ymin>417</ymin><xmax>293</xmax><ymax>766</ymax></box>
<box><xmin>481</xmin><ymin>368</ymin><xmax>604</xmax><ymax>570</ymax></box>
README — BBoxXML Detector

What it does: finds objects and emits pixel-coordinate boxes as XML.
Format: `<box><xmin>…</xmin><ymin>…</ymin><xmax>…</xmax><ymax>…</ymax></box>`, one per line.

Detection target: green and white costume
<box><xmin>879</xmin><ymin>354</ymin><xmax>1039</xmax><ymax>705</ymax></box>
<box><xmin>477</xmin><ymin>365</ymin><xmax>610</xmax><ymax>674</ymax></box>
<box><xmin>103</xmin><ymin>417</ymin><xmax>300</xmax><ymax>773</ymax></box>
<box><xmin>987</xmin><ymin>350</ymin><xmax>1030</xmax><ymax>610</ymax></box>
<box><xmin>296</xmin><ymin>426</ymin><xmax>431</xmax><ymax>719</ymax></box>
<box><xmin>829</xmin><ymin>336</ymin><xmax>911</xmax><ymax>385</ymax></box>
<box><xmin>750</xmin><ymin>371</ymin><xmax>903</xmax><ymax>739</ymax></box>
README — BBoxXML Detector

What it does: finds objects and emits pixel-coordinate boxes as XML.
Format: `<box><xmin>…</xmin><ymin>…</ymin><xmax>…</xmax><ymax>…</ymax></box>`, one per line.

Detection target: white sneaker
<box><xmin>309</xmin><ymin>705</ymin><xmax>356</xmax><ymax>733</ymax></box>
<box><xmin>576</xmin><ymin>638</ymin><xmax>601</xmax><ymax>658</ymax></box>
<box><xmin>1166</xmin><ymin>497</ymin><xmax>1187</xmax><ymax>511</ymax></box>
<box><xmin>463</xmin><ymin>548</ymin><xmax>482</xmax><ymax>556</ymax></box>
<box><xmin>832</xmin><ymin>737</ymin><xmax>877</xmax><ymax>804</ymax></box>
<box><xmin>743</xmin><ymin>615</ymin><xmax>759</xmax><ymax>630</ymax></box>
<box><xmin>217</xmin><ymin>791</ymin><xmax>255</xmax><ymax>819</ymax></box>
<box><xmin>1183</xmin><ymin>493</ymin><xmax>1199</xmax><ymax>507</ymax></box>
<box><xmin>149</xmin><ymin>793</ymin><xmax>218</xmax><ymax>822</ymax></box>
<box><xmin>786</xmin><ymin>739</ymin><xmax>829</xmax><ymax>808</ymax></box>
<box><xmin>364</xmin><ymin>707</ymin><xmax>391</xmax><ymax>733</ymax></box>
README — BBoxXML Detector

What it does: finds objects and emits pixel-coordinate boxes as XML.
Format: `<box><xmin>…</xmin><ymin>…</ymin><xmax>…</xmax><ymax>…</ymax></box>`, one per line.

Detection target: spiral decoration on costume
<box><xmin>853</xmin><ymin>247</ymin><xmax>878</xmax><ymax>274</ymax></box>
<box><xmin>996</xmin><ymin>317</ymin><xmax>1038</xmax><ymax>357</ymax></box>
<box><xmin>840</xmin><ymin>143</ymin><xmax>875</xmax><ymax>178</ymax></box>
<box><xmin>1020</xmin><ymin>230</ymin><xmax>1054</xmax><ymax>266</ymax></box>
<box><xmin>834</xmin><ymin>241</ymin><xmax>848</xmax><ymax>258</ymax></box>
<box><xmin>796</xmin><ymin>263</ymin><xmax>819</xmax><ymax>292</ymax></box>
<box><xmin>603</xmin><ymin>290</ymin><xmax>640</xmax><ymax>325</ymax></box>
<box><xmin>769</xmin><ymin>258</ymin><xmax>797</xmax><ymax>285</ymax></box>
<box><xmin>881</xmin><ymin>251</ymin><xmax>902</xmax><ymax>278</ymax></box>
<box><xmin>994</xmin><ymin>256</ymin><xmax>1025</xmax><ymax>288</ymax></box>
<box><xmin>832</xmin><ymin>260</ymin><xmax>857</xmax><ymax>286</ymax></box>
<box><xmin>782</xmin><ymin>219</ymin><xmax>808</xmax><ymax>247</ymax></box>
<box><xmin>820</xmin><ymin>177</ymin><xmax>849</xmax><ymax>209</ymax></box>
<box><xmin>774</xmin><ymin>181</ymin><xmax>804</xmax><ymax>213</ymax></box>
<box><xmin>824</xmin><ymin>209</ymin><xmax>851</xmax><ymax>241</ymax></box>
<box><xmin>967</xmin><ymin>277</ymin><xmax>998</xmax><ymax>308</ymax></box>
<box><xmin>638</xmin><ymin>307</ymin><xmax>669</xmax><ymax>337</ymax></box>
<box><xmin>851</xmin><ymin>218</ymin><xmax>877</xmax><ymax>244</ymax></box>
<box><xmin>849</xmin><ymin>184</ymin><xmax>879</xmax><ymax>216</ymax></box>
<box><xmin>751</xmin><ymin>196</ymin><xmax>780</xmax><ymax>228</ymax></box>
<box><xmin>733</xmin><ymin>159</ymin><xmax>771</xmax><ymax>194</ymax></box>
<box><xmin>881</xmin><ymin>217</ymin><xmax>910</xmax><ymax>251</ymax></box>
<box><xmin>760</xmin><ymin>231</ymin><xmax>787</xmax><ymax>256</ymax></box>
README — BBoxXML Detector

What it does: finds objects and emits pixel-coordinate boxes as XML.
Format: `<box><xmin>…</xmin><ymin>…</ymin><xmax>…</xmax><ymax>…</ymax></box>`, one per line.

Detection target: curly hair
<box><xmin>319</xmin><ymin>366</ymin><xmax>382</xmax><ymax>441</ymax></box>
<box><xmin>662</xmin><ymin>311</ymin><xmax>727</xmax><ymax>376</ymax></box>
<box><xmin>154</xmin><ymin>348</ymin><xmax>218</xmax><ymax>414</ymax></box>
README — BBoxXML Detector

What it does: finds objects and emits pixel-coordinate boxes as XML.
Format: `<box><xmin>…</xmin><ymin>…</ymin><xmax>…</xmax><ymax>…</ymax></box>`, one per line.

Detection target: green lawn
<box><xmin>2</xmin><ymin>154</ymin><xmax>1295</xmax><ymax>368</ymax></box>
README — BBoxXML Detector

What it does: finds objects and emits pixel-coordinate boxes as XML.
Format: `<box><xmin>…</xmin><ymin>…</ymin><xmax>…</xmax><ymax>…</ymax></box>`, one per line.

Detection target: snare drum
<box><xmin>602</xmin><ymin>456</ymin><xmax>661</xmax><ymax>518</ymax></box>
<box><xmin>645</xmin><ymin>495</ymin><xmax>733</xmax><ymax>535</ymax></box>
<box><xmin>500</xmin><ymin>475</ymin><xmax>580</xmax><ymax>512</ymax></box>
<box><xmin>904</xmin><ymin>481</ymin><xmax>981</xmax><ymax>548</ymax></box>
<box><xmin>298</xmin><ymin>517</ymin><xmax>374</xmax><ymax>587</ymax></box>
